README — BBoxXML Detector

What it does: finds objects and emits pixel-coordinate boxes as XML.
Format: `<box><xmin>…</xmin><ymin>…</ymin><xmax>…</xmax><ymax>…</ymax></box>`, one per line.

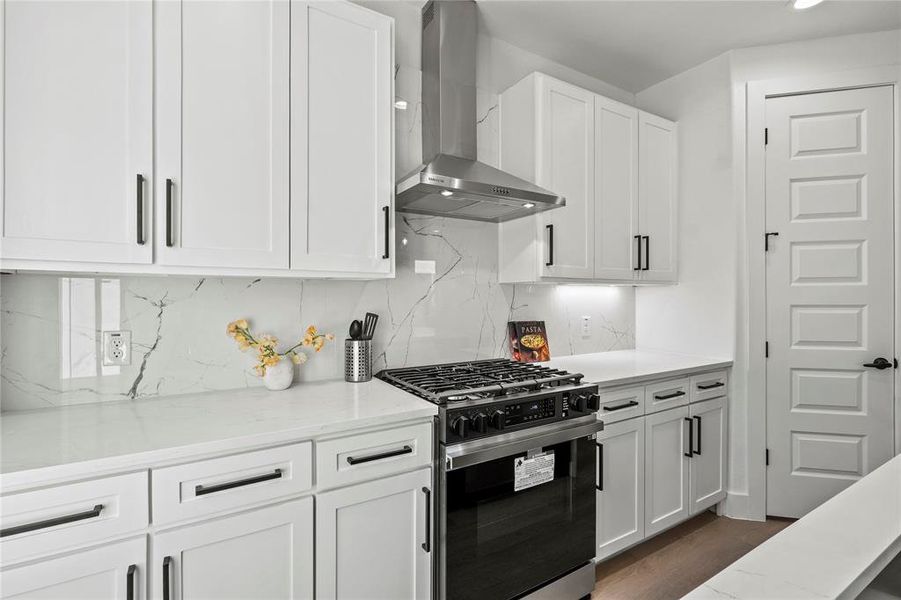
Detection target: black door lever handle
<box><xmin>863</xmin><ymin>357</ymin><xmax>896</xmax><ymax>370</ymax></box>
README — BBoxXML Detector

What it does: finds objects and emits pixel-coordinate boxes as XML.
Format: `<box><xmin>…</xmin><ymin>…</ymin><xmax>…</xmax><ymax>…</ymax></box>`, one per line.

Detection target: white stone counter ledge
<box><xmin>686</xmin><ymin>453</ymin><xmax>901</xmax><ymax>600</ymax></box>
<box><xmin>0</xmin><ymin>379</ymin><xmax>437</xmax><ymax>492</ymax></box>
<box><xmin>544</xmin><ymin>349</ymin><xmax>733</xmax><ymax>387</ymax></box>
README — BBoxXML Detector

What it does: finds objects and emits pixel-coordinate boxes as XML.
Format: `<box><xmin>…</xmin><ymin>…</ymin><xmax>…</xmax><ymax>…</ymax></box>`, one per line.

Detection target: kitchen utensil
<box><xmin>362</xmin><ymin>312</ymin><xmax>379</xmax><ymax>340</ymax></box>
<box><xmin>345</xmin><ymin>339</ymin><xmax>372</xmax><ymax>382</ymax></box>
<box><xmin>349</xmin><ymin>320</ymin><xmax>363</xmax><ymax>340</ymax></box>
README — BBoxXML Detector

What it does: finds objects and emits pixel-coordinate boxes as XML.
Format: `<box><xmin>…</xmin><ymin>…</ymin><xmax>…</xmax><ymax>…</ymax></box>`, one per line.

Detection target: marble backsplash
<box><xmin>0</xmin><ymin>65</ymin><xmax>635</xmax><ymax>411</ymax></box>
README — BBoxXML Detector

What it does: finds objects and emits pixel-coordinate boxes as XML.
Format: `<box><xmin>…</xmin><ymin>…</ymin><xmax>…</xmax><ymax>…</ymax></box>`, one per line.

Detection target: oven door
<box><xmin>441</xmin><ymin>416</ymin><xmax>601</xmax><ymax>600</ymax></box>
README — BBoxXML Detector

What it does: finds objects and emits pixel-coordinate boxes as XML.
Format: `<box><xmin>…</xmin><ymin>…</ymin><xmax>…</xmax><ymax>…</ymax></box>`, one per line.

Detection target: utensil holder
<box><xmin>345</xmin><ymin>339</ymin><xmax>372</xmax><ymax>382</ymax></box>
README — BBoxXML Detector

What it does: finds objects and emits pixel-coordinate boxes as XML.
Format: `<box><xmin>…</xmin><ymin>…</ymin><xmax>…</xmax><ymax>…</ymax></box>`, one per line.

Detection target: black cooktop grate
<box><xmin>377</xmin><ymin>358</ymin><xmax>583</xmax><ymax>403</ymax></box>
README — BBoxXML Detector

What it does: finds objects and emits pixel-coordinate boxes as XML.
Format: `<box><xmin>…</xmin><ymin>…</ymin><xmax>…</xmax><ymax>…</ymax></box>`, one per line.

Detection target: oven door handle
<box><xmin>444</xmin><ymin>415</ymin><xmax>604</xmax><ymax>471</ymax></box>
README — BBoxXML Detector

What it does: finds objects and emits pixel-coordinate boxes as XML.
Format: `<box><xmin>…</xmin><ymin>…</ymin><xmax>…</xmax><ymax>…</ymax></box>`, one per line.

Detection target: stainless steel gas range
<box><xmin>378</xmin><ymin>359</ymin><xmax>602</xmax><ymax>600</ymax></box>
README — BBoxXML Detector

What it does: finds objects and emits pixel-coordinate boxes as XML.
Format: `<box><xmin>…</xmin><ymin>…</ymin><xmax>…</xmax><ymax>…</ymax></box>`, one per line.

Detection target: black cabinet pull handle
<box><xmin>347</xmin><ymin>445</ymin><xmax>412</xmax><ymax>465</ymax></box>
<box><xmin>596</xmin><ymin>442</ymin><xmax>604</xmax><ymax>492</ymax></box>
<box><xmin>421</xmin><ymin>486</ymin><xmax>431</xmax><ymax>553</ymax></box>
<box><xmin>863</xmin><ymin>357</ymin><xmax>895</xmax><ymax>370</ymax></box>
<box><xmin>683</xmin><ymin>418</ymin><xmax>693</xmax><ymax>458</ymax></box>
<box><xmin>136</xmin><ymin>174</ymin><xmax>145</xmax><ymax>245</ymax></box>
<box><xmin>697</xmin><ymin>381</ymin><xmax>725</xmax><ymax>390</ymax></box>
<box><xmin>545</xmin><ymin>224</ymin><xmax>554</xmax><ymax>266</ymax></box>
<box><xmin>634</xmin><ymin>234</ymin><xmax>642</xmax><ymax>271</ymax></box>
<box><xmin>693</xmin><ymin>416</ymin><xmax>702</xmax><ymax>455</ymax></box>
<box><xmin>0</xmin><ymin>504</ymin><xmax>103</xmax><ymax>538</ymax></box>
<box><xmin>127</xmin><ymin>564</ymin><xmax>137</xmax><ymax>600</ymax></box>
<box><xmin>382</xmin><ymin>205</ymin><xmax>390</xmax><ymax>259</ymax></box>
<box><xmin>603</xmin><ymin>400</ymin><xmax>639</xmax><ymax>412</ymax></box>
<box><xmin>165</xmin><ymin>178</ymin><xmax>174</xmax><ymax>247</ymax></box>
<box><xmin>162</xmin><ymin>556</ymin><xmax>172</xmax><ymax>600</ymax></box>
<box><xmin>195</xmin><ymin>468</ymin><xmax>282</xmax><ymax>496</ymax></box>
<box><xmin>654</xmin><ymin>390</ymin><xmax>686</xmax><ymax>401</ymax></box>
<box><xmin>642</xmin><ymin>235</ymin><xmax>650</xmax><ymax>270</ymax></box>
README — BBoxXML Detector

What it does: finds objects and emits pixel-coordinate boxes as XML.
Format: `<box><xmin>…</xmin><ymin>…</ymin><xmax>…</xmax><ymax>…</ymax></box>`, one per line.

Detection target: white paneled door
<box><xmin>1</xmin><ymin>1</ymin><xmax>152</xmax><ymax>264</ymax></box>
<box><xmin>291</xmin><ymin>1</ymin><xmax>393</xmax><ymax>275</ymax></box>
<box><xmin>637</xmin><ymin>112</ymin><xmax>678</xmax><ymax>282</ymax></box>
<box><xmin>156</xmin><ymin>0</ymin><xmax>289</xmax><ymax>269</ymax></box>
<box><xmin>765</xmin><ymin>86</ymin><xmax>895</xmax><ymax>518</ymax></box>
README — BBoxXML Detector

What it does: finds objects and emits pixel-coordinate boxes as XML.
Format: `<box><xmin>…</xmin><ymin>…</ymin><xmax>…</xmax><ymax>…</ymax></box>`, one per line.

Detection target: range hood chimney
<box><xmin>395</xmin><ymin>0</ymin><xmax>564</xmax><ymax>223</ymax></box>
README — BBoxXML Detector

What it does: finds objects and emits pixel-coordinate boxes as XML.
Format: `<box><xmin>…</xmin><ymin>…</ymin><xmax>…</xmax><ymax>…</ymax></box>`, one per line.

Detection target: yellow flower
<box><xmin>325</xmin><ymin>333</ymin><xmax>335</xmax><ymax>341</ymax></box>
<box><xmin>236</xmin><ymin>319</ymin><xmax>248</xmax><ymax>329</ymax></box>
<box><xmin>234</xmin><ymin>333</ymin><xmax>252</xmax><ymax>350</ymax></box>
<box><xmin>291</xmin><ymin>351</ymin><xmax>308</xmax><ymax>365</ymax></box>
<box><xmin>313</xmin><ymin>337</ymin><xmax>325</xmax><ymax>352</ymax></box>
<box><xmin>257</xmin><ymin>334</ymin><xmax>278</xmax><ymax>349</ymax></box>
<box><xmin>263</xmin><ymin>354</ymin><xmax>281</xmax><ymax>367</ymax></box>
<box><xmin>306</xmin><ymin>325</ymin><xmax>317</xmax><ymax>336</ymax></box>
<box><xmin>302</xmin><ymin>333</ymin><xmax>314</xmax><ymax>347</ymax></box>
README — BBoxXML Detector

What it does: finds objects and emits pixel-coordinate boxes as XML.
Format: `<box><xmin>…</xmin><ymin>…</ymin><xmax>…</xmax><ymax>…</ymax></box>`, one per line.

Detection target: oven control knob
<box><xmin>451</xmin><ymin>415</ymin><xmax>470</xmax><ymax>438</ymax></box>
<box><xmin>471</xmin><ymin>413</ymin><xmax>488</xmax><ymax>434</ymax></box>
<box><xmin>574</xmin><ymin>393</ymin><xmax>600</xmax><ymax>412</ymax></box>
<box><xmin>586</xmin><ymin>393</ymin><xmax>600</xmax><ymax>411</ymax></box>
<box><xmin>489</xmin><ymin>410</ymin><xmax>505</xmax><ymax>430</ymax></box>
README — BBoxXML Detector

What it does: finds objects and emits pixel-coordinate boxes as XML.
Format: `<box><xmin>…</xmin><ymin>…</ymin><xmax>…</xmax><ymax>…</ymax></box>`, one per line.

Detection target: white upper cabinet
<box><xmin>594</xmin><ymin>97</ymin><xmax>639</xmax><ymax>280</ymax></box>
<box><xmin>637</xmin><ymin>111</ymin><xmax>678</xmax><ymax>282</ymax></box>
<box><xmin>156</xmin><ymin>0</ymin><xmax>290</xmax><ymax>270</ymax></box>
<box><xmin>291</xmin><ymin>1</ymin><xmax>394</xmax><ymax>276</ymax></box>
<box><xmin>498</xmin><ymin>73</ymin><xmax>677</xmax><ymax>284</ymax></box>
<box><xmin>1</xmin><ymin>1</ymin><xmax>152</xmax><ymax>265</ymax></box>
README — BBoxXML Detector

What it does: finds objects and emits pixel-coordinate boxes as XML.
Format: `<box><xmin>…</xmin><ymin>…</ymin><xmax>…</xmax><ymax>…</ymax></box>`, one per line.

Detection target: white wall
<box><xmin>633</xmin><ymin>28</ymin><xmax>900</xmax><ymax>520</ymax></box>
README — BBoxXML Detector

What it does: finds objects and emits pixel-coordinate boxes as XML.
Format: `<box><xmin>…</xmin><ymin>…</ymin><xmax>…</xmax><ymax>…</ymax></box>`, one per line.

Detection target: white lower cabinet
<box><xmin>152</xmin><ymin>498</ymin><xmax>314</xmax><ymax>600</ymax></box>
<box><xmin>1</xmin><ymin>537</ymin><xmax>145</xmax><ymax>599</ymax></box>
<box><xmin>689</xmin><ymin>397</ymin><xmax>727</xmax><ymax>514</ymax></box>
<box><xmin>316</xmin><ymin>468</ymin><xmax>432</xmax><ymax>600</ymax></box>
<box><xmin>644</xmin><ymin>406</ymin><xmax>691</xmax><ymax>537</ymax></box>
<box><xmin>596</xmin><ymin>418</ymin><xmax>645</xmax><ymax>560</ymax></box>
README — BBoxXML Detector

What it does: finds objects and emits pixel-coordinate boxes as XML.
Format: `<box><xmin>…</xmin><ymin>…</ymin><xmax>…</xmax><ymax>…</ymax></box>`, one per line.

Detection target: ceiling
<box><xmin>476</xmin><ymin>1</ymin><xmax>901</xmax><ymax>92</ymax></box>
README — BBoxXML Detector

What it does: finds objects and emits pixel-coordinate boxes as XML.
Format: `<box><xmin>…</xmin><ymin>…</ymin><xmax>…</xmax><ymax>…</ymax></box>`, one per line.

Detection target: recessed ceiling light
<box><xmin>440</xmin><ymin>190</ymin><xmax>453</xmax><ymax>197</ymax></box>
<box><xmin>523</xmin><ymin>203</ymin><xmax>535</xmax><ymax>208</ymax></box>
<box><xmin>792</xmin><ymin>0</ymin><xmax>824</xmax><ymax>9</ymax></box>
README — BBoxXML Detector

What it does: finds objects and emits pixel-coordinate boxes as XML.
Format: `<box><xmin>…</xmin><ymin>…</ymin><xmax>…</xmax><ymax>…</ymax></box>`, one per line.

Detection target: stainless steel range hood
<box><xmin>395</xmin><ymin>0</ymin><xmax>564</xmax><ymax>223</ymax></box>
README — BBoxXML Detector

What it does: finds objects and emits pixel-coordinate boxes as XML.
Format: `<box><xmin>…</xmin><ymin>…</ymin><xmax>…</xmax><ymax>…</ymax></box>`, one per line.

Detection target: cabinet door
<box><xmin>2</xmin><ymin>537</ymin><xmax>145</xmax><ymax>599</ymax></box>
<box><xmin>637</xmin><ymin>111</ymin><xmax>677</xmax><ymax>282</ymax></box>
<box><xmin>152</xmin><ymin>498</ymin><xmax>313</xmax><ymax>600</ymax></box>
<box><xmin>594</xmin><ymin>97</ymin><xmax>639</xmax><ymax>281</ymax></box>
<box><xmin>537</xmin><ymin>76</ymin><xmax>595</xmax><ymax>279</ymax></box>
<box><xmin>1</xmin><ymin>1</ymin><xmax>152</xmax><ymax>265</ymax></box>
<box><xmin>596</xmin><ymin>418</ymin><xmax>645</xmax><ymax>561</ymax></box>
<box><xmin>316</xmin><ymin>468</ymin><xmax>431</xmax><ymax>600</ymax></box>
<box><xmin>156</xmin><ymin>0</ymin><xmax>289</xmax><ymax>269</ymax></box>
<box><xmin>689</xmin><ymin>396</ymin><xmax>727</xmax><ymax>514</ymax></box>
<box><xmin>291</xmin><ymin>1</ymin><xmax>393</xmax><ymax>275</ymax></box>
<box><xmin>644</xmin><ymin>406</ymin><xmax>690</xmax><ymax>537</ymax></box>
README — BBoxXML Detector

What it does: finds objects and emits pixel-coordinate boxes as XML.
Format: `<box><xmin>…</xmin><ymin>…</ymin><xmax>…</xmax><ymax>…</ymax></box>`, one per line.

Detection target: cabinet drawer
<box><xmin>690</xmin><ymin>371</ymin><xmax>728</xmax><ymax>403</ymax></box>
<box><xmin>645</xmin><ymin>378</ymin><xmax>690</xmax><ymax>413</ymax></box>
<box><xmin>597</xmin><ymin>386</ymin><xmax>645</xmax><ymax>424</ymax></box>
<box><xmin>316</xmin><ymin>422</ymin><xmax>432</xmax><ymax>491</ymax></box>
<box><xmin>152</xmin><ymin>443</ymin><xmax>312</xmax><ymax>527</ymax></box>
<box><xmin>0</xmin><ymin>472</ymin><xmax>148</xmax><ymax>565</ymax></box>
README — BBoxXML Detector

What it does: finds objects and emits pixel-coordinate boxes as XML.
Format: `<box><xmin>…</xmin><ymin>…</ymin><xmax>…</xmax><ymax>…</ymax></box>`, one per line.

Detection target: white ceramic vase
<box><xmin>263</xmin><ymin>359</ymin><xmax>294</xmax><ymax>391</ymax></box>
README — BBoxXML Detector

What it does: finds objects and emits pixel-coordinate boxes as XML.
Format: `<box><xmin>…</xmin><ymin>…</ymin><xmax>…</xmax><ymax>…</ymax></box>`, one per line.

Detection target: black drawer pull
<box><xmin>421</xmin><ymin>487</ymin><xmax>431</xmax><ymax>553</ymax></box>
<box><xmin>163</xmin><ymin>556</ymin><xmax>172</xmax><ymax>600</ymax></box>
<box><xmin>634</xmin><ymin>235</ymin><xmax>642</xmax><ymax>271</ymax></box>
<box><xmin>382</xmin><ymin>205</ymin><xmax>390</xmax><ymax>259</ymax></box>
<box><xmin>697</xmin><ymin>382</ymin><xmax>724</xmax><ymax>390</ymax></box>
<box><xmin>165</xmin><ymin>178</ymin><xmax>174</xmax><ymax>247</ymax></box>
<box><xmin>195</xmin><ymin>468</ymin><xmax>282</xmax><ymax>496</ymax></box>
<box><xmin>642</xmin><ymin>235</ymin><xmax>650</xmax><ymax>270</ymax></box>
<box><xmin>545</xmin><ymin>224</ymin><xmax>554</xmax><ymax>266</ymax></box>
<box><xmin>347</xmin><ymin>445</ymin><xmax>413</xmax><ymax>465</ymax></box>
<box><xmin>136</xmin><ymin>174</ymin><xmax>145</xmax><ymax>245</ymax></box>
<box><xmin>654</xmin><ymin>390</ymin><xmax>686</xmax><ymax>401</ymax></box>
<box><xmin>603</xmin><ymin>400</ymin><xmax>640</xmax><ymax>412</ymax></box>
<box><xmin>0</xmin><ymin>504</ymin><xmax>103</xmax><ymax>538</ymax></box>
<box><xmin>127</xmin><ymin>564</ymin><xmax>137</xmax><ymax>600</ymax></box>
<box><xmin>684</xmin><ymin>418</ymin><xmax>693</xmax><ymax>458</ymax></box>
<box><xmin>694</xmin><ymin>416</ymin><xmax>702</xmax><ymax>455</ymax></box>
<box><xmin>596</xmin><ymin>442</ymin><xmax>604</xmax><ymax>492</ymax></box>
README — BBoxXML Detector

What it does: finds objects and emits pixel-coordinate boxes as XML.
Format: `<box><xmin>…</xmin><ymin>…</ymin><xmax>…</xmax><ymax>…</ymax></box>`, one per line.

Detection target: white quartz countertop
<box><xmin>0</xmin><ymin>379</ymin><xmax>436</xmax><ymax>491</ymax></box>
<box><xmin>543</xmin><ymin>349</ymin><xmax>732</xmax><ymax>387</ymax></box>
<box><xmin>687</xmin><ymin>453</ymin><xmax>901</xmax><ymax>600</ymax></box>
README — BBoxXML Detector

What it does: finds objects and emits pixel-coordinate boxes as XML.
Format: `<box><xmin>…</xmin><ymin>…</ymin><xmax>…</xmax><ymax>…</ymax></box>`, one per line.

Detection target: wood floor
<box><xmin>592</xmin><ymin>512</ymin><xmax>794</xmax><ymax>600</ymax></box>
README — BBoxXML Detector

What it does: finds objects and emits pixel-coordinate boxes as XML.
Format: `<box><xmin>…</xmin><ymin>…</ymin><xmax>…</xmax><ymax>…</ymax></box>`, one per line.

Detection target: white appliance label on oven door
<box><xmin>514</xmin><ymin>451</ymin><xmax>555</xmax><ymax>492</ymax></box>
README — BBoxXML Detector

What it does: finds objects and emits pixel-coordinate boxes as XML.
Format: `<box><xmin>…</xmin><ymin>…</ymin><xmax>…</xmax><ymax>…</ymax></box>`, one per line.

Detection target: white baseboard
<box><xmin>722</xmin><ymin>491</ymin><xmax>763</xmax><ymax>521</ymax></box>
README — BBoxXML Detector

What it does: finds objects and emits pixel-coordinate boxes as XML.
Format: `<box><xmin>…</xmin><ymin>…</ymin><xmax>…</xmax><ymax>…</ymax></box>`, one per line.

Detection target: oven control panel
<box><xmin>443</xmin><ymin>385</ymin><xmax>600</xmax><ymax>443</ymax></box>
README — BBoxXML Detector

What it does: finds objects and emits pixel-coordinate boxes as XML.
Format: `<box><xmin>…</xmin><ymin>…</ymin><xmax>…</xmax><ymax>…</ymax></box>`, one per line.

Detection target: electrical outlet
<box><xmin>102</xmin><ymin>331</ymin><xmax>131</xmax><ymax>366</ymax></box>
<box><xmin>580</xmin><ymin>316</ymin><xmax>591</xmax><ymax>337</ymax></box>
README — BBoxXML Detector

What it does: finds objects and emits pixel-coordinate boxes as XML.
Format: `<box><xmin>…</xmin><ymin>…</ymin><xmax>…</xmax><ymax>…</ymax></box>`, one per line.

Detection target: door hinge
<box><xmin>764</xmin><ymin>128</ymin><xmax>768</xmax><ymax>146</ymax></box>
<box><xmin>765</xmin><ymin>341</ymin><xmax>769</xmax><ymax>358</ymax></box>
<box><xmin>766</xmin><ymin>449</ymin><xmax>770</xmax><ymax>466</ymax></box>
